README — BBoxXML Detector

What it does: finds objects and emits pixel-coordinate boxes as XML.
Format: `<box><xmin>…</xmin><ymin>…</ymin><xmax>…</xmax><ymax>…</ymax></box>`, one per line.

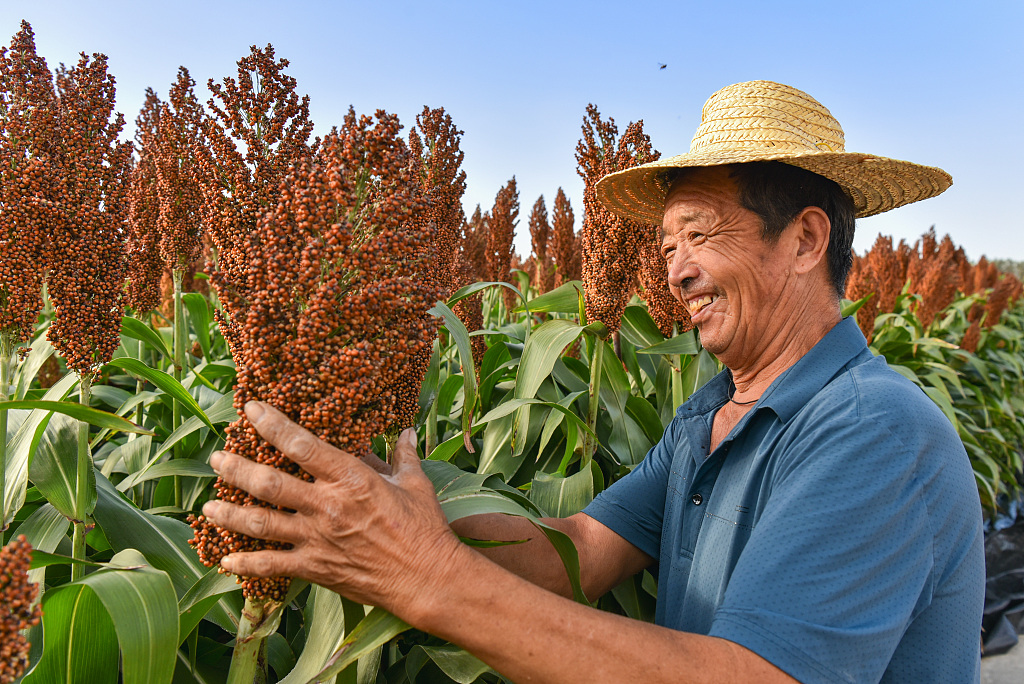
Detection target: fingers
<box><xmin>389</xmin><ymin>428</ymin><xmax>433</xmax><ymax>495</ymax></box>
<box><xmin>202</xmin><ymin>499</ymin><xmax>302</xmax><ymax>544</ymax></box>
<box><xmin>245</xmin><ymin>401</ymin><xmax>370</xmax><ymax>483</ymax></box>
<box><xmin>211</xmin><ymin>450</ymin><xmax>315</xmax><ymax>514</ymax></box>
<box><xmin>220</xmin><ymin>549</ymin><xmax>301</xmax><ymax>579</ymax></box>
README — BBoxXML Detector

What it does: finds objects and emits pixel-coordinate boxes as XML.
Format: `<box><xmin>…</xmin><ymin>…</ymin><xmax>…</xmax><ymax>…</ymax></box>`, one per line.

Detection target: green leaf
<box><xmin>417</xmin><ymin>645</ymin><xmax>495</xmax><ymax>683</ymax></box>
<box><xmin>309</xmin><ymin>607</ymin><xmax>410</xmax><ymax>683</ymax></box>
<box><xmin>117</xmin><ymin>459</ymin><xmax>216</xmax><ymax>492</ymax></box>
<box><xmin>121</xmin><ymin>315</ymin><xmax>172</xmax><ymax>358</ymax></box>
<box><xmin>29</xmin><ymin>411</ymin><xmax>95</xmax><ymax>520</ymax></box>
<box><xmin>278</xmin><ymin>587</ymin><xmax>356</xmax><ymax>683</ymax></box>
<box><xmin>0</xmin><ymin>399</ymin><xmax>150</xmax><ymax>435</ymax></box>
<box><xmin>619</xmin><ymin>305</ymin><xmax>666</xmax><ymax>350</ymax></box>
<box><xmin>516</xmin><ymin>280</ymin><xmax>584</xmax><ymax>314</ymax></box>
<box><xmin>23</xmin><ymin>582</ymin><xmax>120</xmax><ymax>684</ymax></box>
<box><xmin>3</xmin><ymin>373</ymin><xmax>78</xmax><ymax>526</ymax></box>
<box><xmin>177</xmin><ymin>567</ymin><xmax>241</xmax><ymax>645</ymax></box>
<box><xmin>16</xmin><ymin>502</ymin><xmax>71</xmax><ymax>586</ymax></box>
<box><xmin>14</xmin><ymin>334</ymin><xmax>55</xmax><ymax>400</ymax></box>
<box><xmin>530</xmin><ymin>461</ymin><xmax>599</xmax><ymax>518</ymax></box>
<box><xmin>841</xmin><ymin>294</ymin><xmax>873</xmax><ymax>318</ymax></box>
<box><xmin>183</xmin><ymin>293</ymin><xmax>212</xmax><ymax>359</ymax></box>
<box><xmin>105</xmin><ymin>358</ymin><xmax>215</xmax><ymax>430</ymax></box>
<box><xmin>637</xmin><ymin>329</ymin><xmax>699</xmax><ymax>356</ymax></box>
<box><xmin>92</xmin><ymin>474</ymin><xmax>240</xmax><ymax>633</ymax></box>
<box><xmin>429</xmin><ymin>301</ymin><xmax>478</xmax><ymax>452</ymax></box>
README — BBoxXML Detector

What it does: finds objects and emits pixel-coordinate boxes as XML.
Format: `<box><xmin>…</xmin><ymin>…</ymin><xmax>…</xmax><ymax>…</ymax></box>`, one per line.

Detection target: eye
<box><xmin>687</xmin><ymin>231</ymin><xmax>705</xmax><ymax>242</ymax></box>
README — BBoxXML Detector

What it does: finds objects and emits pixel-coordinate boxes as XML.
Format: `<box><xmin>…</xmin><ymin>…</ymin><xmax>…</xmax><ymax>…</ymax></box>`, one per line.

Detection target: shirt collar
<box><xmin>680</xmin><ymin>317</ymin><xmax>869</xmax><ymax>423</ymax></box>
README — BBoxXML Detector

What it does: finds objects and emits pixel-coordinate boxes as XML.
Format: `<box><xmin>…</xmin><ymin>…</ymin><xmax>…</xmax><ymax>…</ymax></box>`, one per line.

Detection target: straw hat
<box><xmin>596</xmin><ymin>80</ymin><xmax>952</xmax><ymax>223</ymax></box>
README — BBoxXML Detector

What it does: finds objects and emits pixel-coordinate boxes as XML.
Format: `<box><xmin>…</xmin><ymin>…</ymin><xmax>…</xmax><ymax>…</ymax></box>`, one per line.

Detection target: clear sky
<box><xmin>7</xmin><ymin>0</ymin><xmax>1023</xmax><ymax>260</ymax></box>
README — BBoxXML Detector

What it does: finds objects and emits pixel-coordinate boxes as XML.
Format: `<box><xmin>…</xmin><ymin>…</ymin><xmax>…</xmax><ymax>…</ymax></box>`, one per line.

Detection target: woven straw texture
<box><xmin>596</xmin><ymin>81</ymin><xmax>952</xmax><ymax>223</ymax></box>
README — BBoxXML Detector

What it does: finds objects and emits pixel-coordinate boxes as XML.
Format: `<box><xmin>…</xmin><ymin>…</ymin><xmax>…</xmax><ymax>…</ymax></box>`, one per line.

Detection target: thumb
<box><xmin>390</xmin><ymin>428</ymin><xmax>429</xmax><ymax>489</ymax></box>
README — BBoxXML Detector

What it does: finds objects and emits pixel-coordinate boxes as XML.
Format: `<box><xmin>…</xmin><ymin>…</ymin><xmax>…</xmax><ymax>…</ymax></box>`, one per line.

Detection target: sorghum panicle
<box><xmin>0</xmin><ymin>21</ymin><xmax>57</xmax><ymax>345</ymax></box>
<box><xmin>486</xmin><ymin>178</ymin><xmax>518</xmax><ymax>284</ymax></box>
<box><xmin>527</xmin><ymin>195</ymin><xmax>553</xmax><ymax>293</ymax></box>
<box><xmin>461</xmin><ymin>204</ymin><xmax>490</xmax><ymax>282</ymax></box>
<box><xmin>576</xmin><ymin>105</ymin><xmax>660</xmax><ymax>332</ymax></box>
<box><xmin>195</xmin><ymin>44</ymin><xmax>315</xmax><ymax>358</ymax></box>
<box><xmin>0</xmin><ymin>536</ymin><xmax>40</xmax><ymax>684</ymax></box>
<box><xmin>550</xmin><ymin>187</ymin><xmax>579</xmax><ymax>288</ymax></box>
<box><xmin>191</xmin><ymin>109</ymin><xmax>441</xmax><ymax>600</ymax></box>
<box><xmin>637</xmin><ymin>228</ymin><xmax>692</xmax><ymax>335</ymax></box>
<box><xmin>154</xmin><ymin>67</ymin><xmax>206</xmax><ymax>271</ymax></box>
<box><xmin>125</xmin><ymin>89</ymin><xmax>164</xmax><ymax>313</ymax></box>
<box><xmin>46</xmin><ymin>51</ymin><xmax>132</xmax><ymax>375</ymax></box>
<box><xmin>408</xmin><ymin>106</ymin><xmax>467</xmax><ymax>296</ymax></box>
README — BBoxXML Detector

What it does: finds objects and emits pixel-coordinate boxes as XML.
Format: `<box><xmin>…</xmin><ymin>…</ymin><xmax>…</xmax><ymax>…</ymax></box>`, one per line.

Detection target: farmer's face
<box><xmin>661</xmin><ymin>166</ymin><xmax>793</xmax><ymax>365</ymax></box>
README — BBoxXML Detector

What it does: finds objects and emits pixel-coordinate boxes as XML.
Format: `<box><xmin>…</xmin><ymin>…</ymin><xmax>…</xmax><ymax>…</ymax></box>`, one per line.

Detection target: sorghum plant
<box><xmin>576</xmin><ymin>104</ymin><xmax>660</xmax><ymax>333</ymax></box>
<box><xmin>196</xmin><ymin>44</ymin><xmax>315</xmax><ymax>358</ymax></box>
<box><xmin>462</xmin><ymin>204</ymin><xmax>490</xmax><ymax>283</ymax></box>
<box><xmin>0</xmin><ymin>22</ymin><xmax>57</xmax><ymax>507</ymax></box>
<box><xmin>191</xmin><ymin>109</ymin><xmax>440</xmax><ymax>603</ymax></box>
<box><xmin>125</xmin><ymin>89</ymin><xmax>164</xmax><ymax>313</ymax></box>
<box><xmin>46</xmin><ymin>50</ymin><xmax>132</xmax><ymax>575</ymax></box>
<box><xmin>486</xmin><ymin>178</ymin><xmax>519</xmax><ymax>311</ymax></box>
<box><xmin>637</xmin><ymin>231</ymin><xmax>692</xmax><ymax>336</ymax></box>
<box><xmin>551</xmin><ymin>187</ymin><xmax>579</xmax><ymax>288</ymax></box>
<box><xmin>0</xmin><ymin>536</ymin><xmax>39</xmax><ymax>684</ymax></box>
<box><xmin>527</xmin><ymin>195</ymin><xmax>553</xmax><ymax>293</ymax></box>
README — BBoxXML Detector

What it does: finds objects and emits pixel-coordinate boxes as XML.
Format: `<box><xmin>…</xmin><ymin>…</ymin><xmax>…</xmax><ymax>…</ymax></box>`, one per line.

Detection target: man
<box><xmin>201</xmin><ymin>81</ymin><xmax>985</xmax><ymax>683</ymax></box>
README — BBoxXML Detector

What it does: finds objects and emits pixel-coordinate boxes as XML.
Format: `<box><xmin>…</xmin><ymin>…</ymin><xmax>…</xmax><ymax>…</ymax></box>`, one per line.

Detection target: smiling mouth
<box><xmin>687</xmin><ymin>295</ymin><xmax>717</xmax><ymax>316</ymax></box>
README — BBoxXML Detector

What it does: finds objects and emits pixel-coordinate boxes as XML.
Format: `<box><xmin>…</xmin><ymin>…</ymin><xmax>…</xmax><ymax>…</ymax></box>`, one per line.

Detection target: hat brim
<box><xmin>595</xmin><ymin>149</ymin><xmax>952</xmax><ymax>224</ymax></box>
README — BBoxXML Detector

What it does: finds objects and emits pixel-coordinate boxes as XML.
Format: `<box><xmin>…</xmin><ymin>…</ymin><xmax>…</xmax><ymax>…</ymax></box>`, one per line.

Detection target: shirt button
<box><xmin>691</xmin><ymin>493</ymin><xmax>703</xmax><ymax>506</ymax></box>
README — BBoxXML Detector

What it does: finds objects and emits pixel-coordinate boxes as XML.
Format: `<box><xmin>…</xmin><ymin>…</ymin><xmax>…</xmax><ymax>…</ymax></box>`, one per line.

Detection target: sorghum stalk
<box><xmin>227</xmin><ymin>597</ymin><xmax>277</xmax><ymax>684</ymax></box>
<box><xmin>0</xmin><ymin>332</ymin><xmax>13</xmax><ymax>513</ymax></box>
<box><xmin>71</xmin><ymin>373</ymin><xmax>93</xmax><ymax>580</ymax></box>
<box><xmin>172</xmin><ymin>269</ymin><xmax>186</xmax><ymax>507</ymax></box>
<box><xmin>582</xmin><ymin>337</ymin><xmax>605</xmax><ymax>466</ymax></box>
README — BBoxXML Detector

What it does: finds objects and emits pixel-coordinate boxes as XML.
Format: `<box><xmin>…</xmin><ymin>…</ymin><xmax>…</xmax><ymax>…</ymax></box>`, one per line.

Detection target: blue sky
<box><xmin>8</xmin><ymin>0</ymin><xmax>1023</xmax><ymax>260</ymax></box>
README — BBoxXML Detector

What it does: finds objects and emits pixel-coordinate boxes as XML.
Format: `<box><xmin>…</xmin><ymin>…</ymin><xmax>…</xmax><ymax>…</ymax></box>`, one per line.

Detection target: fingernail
<box><xmin>221</xmin><ymin>555</ymin><xmax>234</xmax><ymax>572</ymax></box>
<box><xmin>402</xmin><ymin>428</ymin><xmax>416</xmax><ymax>446</ymax></box>
<box><xmin>203</xmin><ymin>501</ymin><xmax>221</xmax><ymax>521</ymax></box>
<box><xmin>246</xmin><ymin>401</ymin><xmax>266</xmax><ymax>424</ymax></box>
<box><xmin>210</xmin><ymin>451</ymin><xmax>224</xmax><ymax>473</ymax></box>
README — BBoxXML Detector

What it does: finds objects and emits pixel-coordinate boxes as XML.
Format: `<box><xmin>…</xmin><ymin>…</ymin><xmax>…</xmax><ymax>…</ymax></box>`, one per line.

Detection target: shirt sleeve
<box><xmin>581</xmin><ymin>413</ymin><xmax>682</xmax><ymax>561</ymax></box>
<box><xmin>708</xmin><ymin>375</ymin><xmax>947</xmax><ymax>684</ymax></box>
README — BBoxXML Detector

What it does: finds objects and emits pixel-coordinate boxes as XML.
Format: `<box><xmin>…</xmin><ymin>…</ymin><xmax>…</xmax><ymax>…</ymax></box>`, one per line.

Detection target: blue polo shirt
<box><xmin>583</xmin><ymin>316</ymin><xmax>984</xmax><ymax>683</ymax></box>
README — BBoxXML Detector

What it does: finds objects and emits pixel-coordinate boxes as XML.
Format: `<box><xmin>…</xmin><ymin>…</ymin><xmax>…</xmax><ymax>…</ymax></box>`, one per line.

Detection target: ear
<box><xmin>789</xmin><ymin>206</ymin><xmax>831</xmax><ymax>277</ymax></box>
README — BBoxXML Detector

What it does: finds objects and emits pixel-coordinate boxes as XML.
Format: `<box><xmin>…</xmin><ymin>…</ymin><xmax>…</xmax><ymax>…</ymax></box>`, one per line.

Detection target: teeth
<box><xmin>688</xmin><ymin>295</ymin><xmax>715</xmax><ymax>315</ymax></box>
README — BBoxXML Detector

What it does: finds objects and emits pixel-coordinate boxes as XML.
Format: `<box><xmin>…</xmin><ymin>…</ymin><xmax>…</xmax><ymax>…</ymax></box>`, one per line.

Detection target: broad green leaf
<box><xmin>514</xmin><ymin>319</ymin><xmax>588</xmax><ymax>401</ymax></box>
<box><xmin>152</xmin><ymin>391</ymin><xmax>236</xmax><ymax>463</ymax></box>
<box><xmin>515</xmin><ymin>280</ymin><xmax>584</xmax><ymax>314</ymax></box>
<box><xmin>417</xmin><ymin>645</ymin><xmax>494</xmax><ymax>683</ymax></box>
<box><xmin>183</xmin><ymin>293</ymin><xmax>212</xmax><ymax>358</ymax></box>
<box><xmin>121</xmin><ymin>315</ymin><xmax>172</xmax><ymax>358</ymax></box>
<box><xmin>92</xmin><ymin>474</ymin><xmax>240</xmax><ymax>633</ymax></box>
<box><xmin>105</xmin><ymin>358</ymin><xmax>215</xmax><ymax>430</ymax></box>
<box><xmin>29</xmin><ymin>411</ymin><xmax>95</xmax><ymax>520</ymax></box>
<box><xmin>447</xmin><ymin>281</ymin><xmax>525</xmax><ymax>309</ymax></box>
<box><xmin>279</xmin><ymin>586</ymin><xmax>354</xmax><ymax>684</ymax></box>
<box><xmin>16</xmin><ymin>502</ymin><xmax>71</xmax><ymax>586</ymax></box>
<box><xmin>14</xmin><ymin>334</ymin><xmax>55</xmax><ymax>400</ymax></box>
<box><xmin>3</xmin><ymin>373</ymin><xmax>78</xmax><ymax>526</ymax></box>
<box><xmin>117</xmin><ymin>459</ymin><xmax>216</xmax><ymax>492</ymax></box>
<box><xmin>177</xmin><ymin>567</ymin><xmax>241</xmax><ymax>645</ymax></box>
<box><xmin>619</xmin><ymin>305</ymin><xmax>666</xmax><ymax>350</ymax></box>
<box><xmin>530</xmin><ymin>461</ymin><xmax>599</xmax><ymax>518</ymax></box>
<box><xmin>429</xmin><ymin>301</ymin><xmax>478</xmax><ymax>452</ymax></box>
<box><xmin>309</xmin><ymin>607</ymin><xmax>410</xmax><ymax>683</ymax></box>
<box><xmin>638</xmin><ymin>329</ymin><xmax>699</xmax><ymax>356</ymax></box>
<box><xmin>0</xmin><ymin>399</ymin><xmax>149</xmax><ymax>435</ymax></box>
<box><xmin>23</xmin><ymin>583</ymin><xmax>119</xmax><ymax>684</ymax></box>
<box><xmin>841</xmin><ymin>294</ymin><xmax>873</xmax><ymax>318</ymax></box>
<box><xmin>428</xmin><ymin>432</ymin><xmax>466</xmax><ymax>462</ymax></box>
<box><xmin>477</xmin><ymin>397</ymin><xmax>597</xmax><ymax>444</ymax></box>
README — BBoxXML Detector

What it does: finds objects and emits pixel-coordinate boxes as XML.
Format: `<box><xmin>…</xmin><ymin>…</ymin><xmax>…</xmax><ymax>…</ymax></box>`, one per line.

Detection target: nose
<box><xmin>666</xmin><ymin>248</ymin><xmax>699</xmax><ymax>297</ymax></box>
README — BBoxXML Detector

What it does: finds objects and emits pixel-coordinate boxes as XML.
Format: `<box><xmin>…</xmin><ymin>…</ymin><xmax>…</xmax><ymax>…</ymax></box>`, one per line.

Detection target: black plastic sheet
<box><xmin>983</xmin><ymin>512</ymin><xmax>1024</xmax><ymax>656</ymax></box>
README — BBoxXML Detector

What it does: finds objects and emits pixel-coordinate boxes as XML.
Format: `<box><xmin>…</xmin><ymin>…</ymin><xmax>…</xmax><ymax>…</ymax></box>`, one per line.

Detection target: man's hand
<box><xmin>201</xmin><ymin>401</ymin><xmax>465</xmax><ymax>620</ymax></box>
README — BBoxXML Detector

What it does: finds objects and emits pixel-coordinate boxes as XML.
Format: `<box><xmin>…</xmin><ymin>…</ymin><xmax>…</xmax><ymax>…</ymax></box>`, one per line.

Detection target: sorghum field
<box><xmin>2</xmin><ymin>23</ymin><xmax>1022</xmax><ymax>684</ymax></box>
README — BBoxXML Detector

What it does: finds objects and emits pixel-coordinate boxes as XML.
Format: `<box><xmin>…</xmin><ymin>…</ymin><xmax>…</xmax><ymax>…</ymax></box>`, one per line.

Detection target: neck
<box><xmin>725</xmin><ymin>300</ymin><xmax>841</xmax><ymax>401</ymax></box>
